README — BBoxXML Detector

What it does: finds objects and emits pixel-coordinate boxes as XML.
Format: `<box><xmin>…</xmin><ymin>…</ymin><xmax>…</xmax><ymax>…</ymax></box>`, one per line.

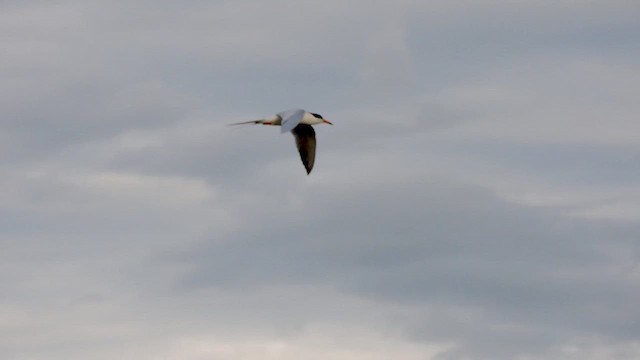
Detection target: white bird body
<box><xmin>229</xmin><ymin>109</ymin><xmax>333</xmax><ymax>174</ymax></box>
<box><xmin>251</xmin><ymin>110</ymin><xmax>328</xmax><ymax>126</ymax></box>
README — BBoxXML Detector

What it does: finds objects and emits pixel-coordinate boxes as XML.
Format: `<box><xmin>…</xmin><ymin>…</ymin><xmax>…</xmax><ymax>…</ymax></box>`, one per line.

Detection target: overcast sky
<box><xmin>2</xmin><ymin>1</ymin><xmax>640</xmax><ymax>359</ymax></box>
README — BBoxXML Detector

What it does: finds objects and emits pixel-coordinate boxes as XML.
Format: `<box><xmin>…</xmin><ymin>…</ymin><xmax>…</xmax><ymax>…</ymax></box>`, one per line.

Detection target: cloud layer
<box><xmin>2</xmin><ymin>1</ymin><xmax>640</xmax><ymax>359</ymax></box>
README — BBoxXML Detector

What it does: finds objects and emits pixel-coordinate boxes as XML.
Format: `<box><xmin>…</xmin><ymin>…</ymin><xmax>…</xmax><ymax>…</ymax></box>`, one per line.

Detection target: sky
<box><xmin>1</xmin><ymin>1</ymin><xmax>640</xmax><ymax>359</ymax></box>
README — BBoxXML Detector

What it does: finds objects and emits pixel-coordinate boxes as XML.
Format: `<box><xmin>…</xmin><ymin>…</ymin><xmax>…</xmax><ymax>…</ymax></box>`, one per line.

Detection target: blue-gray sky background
<box><xmin>2</xmin><ymin>1</ymin><xmax>640</xmax><ymax>359</ymax></box>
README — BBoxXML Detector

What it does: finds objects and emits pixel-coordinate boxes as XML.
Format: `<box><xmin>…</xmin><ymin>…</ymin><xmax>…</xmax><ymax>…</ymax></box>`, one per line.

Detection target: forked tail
<box><xmin>227</xmin><ymin>120</ymin><xmax>262</xmax><ymax>126</ymax></box>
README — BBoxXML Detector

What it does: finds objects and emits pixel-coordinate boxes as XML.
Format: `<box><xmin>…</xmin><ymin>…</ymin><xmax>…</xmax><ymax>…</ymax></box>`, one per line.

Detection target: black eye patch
<box><xmin>311</xmin><ymin>113</ymin><xmax>323</xmax><ymax>119</ymax></box>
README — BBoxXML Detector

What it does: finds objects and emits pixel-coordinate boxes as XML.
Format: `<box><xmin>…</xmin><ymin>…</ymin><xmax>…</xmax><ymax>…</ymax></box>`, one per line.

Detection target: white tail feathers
<box><xmin>228</xmin><ymin>120</ymin><xmax>262</xmax><ymax>126</ymax></box>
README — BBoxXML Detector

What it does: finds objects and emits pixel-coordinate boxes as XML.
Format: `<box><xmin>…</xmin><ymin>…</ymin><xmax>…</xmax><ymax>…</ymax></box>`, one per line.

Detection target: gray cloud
<box><xmin>2</xmin><ymin>1</ymin><xmax>640</xmax><ymax>359</ymax></box>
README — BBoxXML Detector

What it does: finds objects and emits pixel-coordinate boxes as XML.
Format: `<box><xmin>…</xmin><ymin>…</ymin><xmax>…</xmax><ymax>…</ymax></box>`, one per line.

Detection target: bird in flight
<box><xmin>229</xmin><ymin>109</ymin><xmax>333</xmax><ymax>174</ymax></box>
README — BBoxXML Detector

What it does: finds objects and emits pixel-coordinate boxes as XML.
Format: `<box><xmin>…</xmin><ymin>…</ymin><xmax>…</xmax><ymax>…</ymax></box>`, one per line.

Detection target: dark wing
<box><xmin>291</xmin><ymin>124</ymin><xmax>316</xmax><ymax>174</ymax></box>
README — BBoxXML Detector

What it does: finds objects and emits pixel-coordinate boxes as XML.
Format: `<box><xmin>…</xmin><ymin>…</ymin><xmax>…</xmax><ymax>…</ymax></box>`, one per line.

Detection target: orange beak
<box><xmin>323</xmin><ymin>119</ymin><xmax>333</xmax><ymax>125</ymax></box>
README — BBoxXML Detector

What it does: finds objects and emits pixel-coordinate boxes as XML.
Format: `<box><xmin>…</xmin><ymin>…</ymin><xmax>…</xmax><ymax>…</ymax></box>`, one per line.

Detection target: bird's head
<box><xmin>310</xmin><ymin>112</ymin><xmax>333</xmax><ymax>125</ymax></box>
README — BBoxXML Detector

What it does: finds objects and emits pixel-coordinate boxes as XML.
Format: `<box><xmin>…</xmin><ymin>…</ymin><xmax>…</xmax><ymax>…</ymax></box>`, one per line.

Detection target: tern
<box><xmin>229</xmin><ymin>109</ymin><xmax>333</xmax><ymax>174</ymax></box>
